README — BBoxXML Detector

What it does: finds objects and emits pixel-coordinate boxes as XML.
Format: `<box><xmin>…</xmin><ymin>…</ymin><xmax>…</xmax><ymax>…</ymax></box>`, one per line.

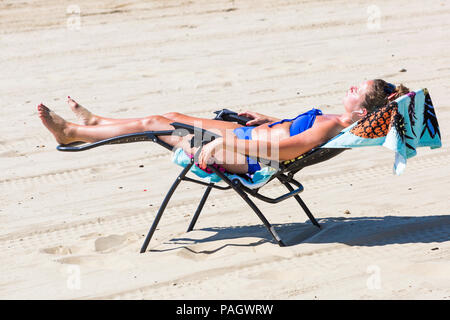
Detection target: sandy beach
<box><xmin>0</xmin><ymin>0</ymin><xmax>449</xmax><ymax>299</ymax></box>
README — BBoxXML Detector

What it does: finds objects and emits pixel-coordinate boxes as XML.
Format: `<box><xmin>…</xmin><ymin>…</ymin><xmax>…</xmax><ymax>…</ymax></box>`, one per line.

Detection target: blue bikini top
<box><xmin>268</xmin><ymin>108</ymin><xmax>323</xmax><ymax>136</ymax></box>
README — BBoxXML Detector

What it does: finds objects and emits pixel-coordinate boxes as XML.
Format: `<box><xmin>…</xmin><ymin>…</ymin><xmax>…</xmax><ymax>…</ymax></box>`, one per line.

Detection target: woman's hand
<box><xmin>238</xmin><ymin>111</ymin><xmax>271</xmax><ymax>126</ymax></box>
<box><xmin>198</xmin><ymin>137</ymin><xmax>224</xmax><ymax>170</ymax></box>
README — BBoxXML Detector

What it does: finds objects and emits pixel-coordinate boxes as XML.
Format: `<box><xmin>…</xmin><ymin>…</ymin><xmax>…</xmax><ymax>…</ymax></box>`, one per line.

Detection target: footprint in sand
<box><xmin>94</xmin><ymin>233</ymin><xmax>139</xmax><ymax>253</ymax></box>
<box><xmin>41</xmin><ymin>245</ymin><xmax>79</xmax><ymax>255</ymax></box>
<box><xmin>41</xmin><ymin>233</ymin><xmax>139</xmax><ymax>258</ymax></box>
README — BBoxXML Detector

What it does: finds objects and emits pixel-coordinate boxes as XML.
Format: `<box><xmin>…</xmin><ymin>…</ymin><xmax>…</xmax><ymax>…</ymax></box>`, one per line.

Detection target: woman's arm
<box><xmin>198</xmin><ymin>119</ymin><xmax>340</xmax><ymax>169</ymax></box>
<box><xmin>238</xmin><ymin>111</ymin><xmax>281</xmax><ymax>126</ymax></box>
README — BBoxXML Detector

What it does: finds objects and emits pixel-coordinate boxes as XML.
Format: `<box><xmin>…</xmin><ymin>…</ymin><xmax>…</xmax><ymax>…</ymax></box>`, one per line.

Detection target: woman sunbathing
<box><xmin>38</xmin><ymin>79</ymin><xmax>408</xmax><ymax>174</ymax></box>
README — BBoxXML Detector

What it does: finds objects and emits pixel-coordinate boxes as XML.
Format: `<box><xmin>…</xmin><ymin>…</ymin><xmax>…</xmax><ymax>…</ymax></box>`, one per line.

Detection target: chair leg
<box><xmin>208</xmin><ymin>165</ymin><xmax>286</xmax><ymax>246</ymax></box>
<box><xmin>237</xmin><ymin>187</ymin><xmax>286</xmax><ymax>247</ymax></box>
<box><xmin>187</xmin><ymin>185</ymin><xmax>213</xmax><ymax>232</ymax></box>
<box><xmin>283</xmin><ymin>182</ymin><xmax>321</xmax><ymax>228</ymax></box>
<box><xmin>140</xmin><ymin>163</ymin><xmax>193</xmax><ymax>253</ymax></box>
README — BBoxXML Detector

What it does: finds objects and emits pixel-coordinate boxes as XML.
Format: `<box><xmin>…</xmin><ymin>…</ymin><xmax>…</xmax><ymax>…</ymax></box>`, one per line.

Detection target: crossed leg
<box><xmin>38</xmin><ymin>101</ymin><xmax>249</xmax><ymax>173</ymax></box>
<box><xmin>67</xmin><ymin>97</ymin><xmax>242</xmax><ymax>133</ymax></box>
<box><xmin>68</xmin><ymin>96</ymin><xmax>141</xmax><ymax>126</ymax></box>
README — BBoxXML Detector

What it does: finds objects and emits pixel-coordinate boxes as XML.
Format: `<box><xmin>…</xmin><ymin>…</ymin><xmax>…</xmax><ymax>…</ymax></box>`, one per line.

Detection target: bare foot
<box><xmin>67</xmin><ymin>96</ymin><xmax>98</xmax><ymax>125</ymax></box>
<box><xmin>38</xmin><ymin>103</ymin><xmax>76</xmax><ymax>145</ymax></box>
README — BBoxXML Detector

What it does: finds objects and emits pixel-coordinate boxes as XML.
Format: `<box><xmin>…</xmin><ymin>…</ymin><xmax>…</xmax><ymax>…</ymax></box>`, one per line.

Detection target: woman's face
<box><xmin>343</xmin><ymin>80</ymin><xmax>373</xmax><ymax>113</ymax></box>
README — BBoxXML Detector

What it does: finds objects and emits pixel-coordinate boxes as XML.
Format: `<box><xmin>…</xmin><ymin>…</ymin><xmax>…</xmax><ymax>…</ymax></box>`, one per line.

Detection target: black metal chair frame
<box><xmin>57</xmin><ymin>109</ymin><xmax>347</xmax><ymax>252</ymax></box>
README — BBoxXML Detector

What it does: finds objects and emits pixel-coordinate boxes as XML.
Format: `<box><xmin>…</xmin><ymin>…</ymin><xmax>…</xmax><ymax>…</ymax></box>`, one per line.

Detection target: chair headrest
<box><xmin>349</xmin><ymin>88</ymin><xmax>427</xmax><ymax>139</ymax></box>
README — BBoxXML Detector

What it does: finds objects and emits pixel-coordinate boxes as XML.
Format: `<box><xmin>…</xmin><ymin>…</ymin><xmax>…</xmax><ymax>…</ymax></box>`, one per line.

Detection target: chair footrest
<box><xmin>57</xmin><ymin>131</ymin><xmax>174</xmax><ymax>152</ymax></box>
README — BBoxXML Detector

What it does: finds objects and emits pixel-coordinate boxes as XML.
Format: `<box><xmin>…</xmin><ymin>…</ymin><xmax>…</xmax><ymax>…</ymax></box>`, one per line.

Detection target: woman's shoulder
<box><xmin>314</xmin><ymin>114</ymin><xmax>347</xmax><ymax>137</ymax></box>
<box><xmin>315</xmin><ymin>113</ymin><xmax>340</xmax><ymax>123</ymax></box>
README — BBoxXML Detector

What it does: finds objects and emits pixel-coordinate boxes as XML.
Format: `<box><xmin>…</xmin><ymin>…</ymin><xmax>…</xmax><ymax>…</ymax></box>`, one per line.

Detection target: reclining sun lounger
<box><xmin>57</xmin><ymin>88</ymin><xmax>441</xmax><ymax>252</ymax></box>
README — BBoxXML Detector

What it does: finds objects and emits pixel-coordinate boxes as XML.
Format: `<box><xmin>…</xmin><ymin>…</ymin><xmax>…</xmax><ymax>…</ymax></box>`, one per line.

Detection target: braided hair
<box><xmin>361</xmin><ymin>79</ymin><xmax>410</xmax><ymax>113</ymax></box>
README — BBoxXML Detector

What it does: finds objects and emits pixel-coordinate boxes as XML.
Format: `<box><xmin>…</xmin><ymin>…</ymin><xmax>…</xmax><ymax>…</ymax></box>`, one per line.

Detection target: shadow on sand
<box><xmin>154</xmin><ymin>214</ymin><xmax>450</xmax><ymax>254</ymax></box>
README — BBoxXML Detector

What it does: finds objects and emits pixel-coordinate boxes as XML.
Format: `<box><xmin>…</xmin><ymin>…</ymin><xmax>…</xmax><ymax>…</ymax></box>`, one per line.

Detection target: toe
<box><xmin>38</xmin><ymin>104</ymin><xmax>51</xmax><ymax>116</ymax></box>
<box><xmin>67</xmin><ymin>97</ymin><xmax>78</xmax><ymax>108</ymax></box>
<box><xmin>40</xmin><ymin>104</ymin><xmax>50</xmax><ymax>112</ymax></box>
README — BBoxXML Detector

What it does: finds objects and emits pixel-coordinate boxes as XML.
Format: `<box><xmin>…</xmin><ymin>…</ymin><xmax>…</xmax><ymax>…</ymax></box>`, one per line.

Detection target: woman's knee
<box><xmin>140</xmin><ymin>115</ymin><xmax>168</xmax><ymax>129</ymax></box>
<box><xmin>162</xmin><ymin>112</ymin><xmax>183</xmax><ymax>121</ymax></box>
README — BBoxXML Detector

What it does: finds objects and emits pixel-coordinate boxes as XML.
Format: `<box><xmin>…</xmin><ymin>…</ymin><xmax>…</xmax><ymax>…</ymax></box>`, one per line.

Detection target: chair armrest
<box><xmin>170</xmin><ymin>122</ymin><xmax>221</xmax><ymax>147</ymax></box>
<box><xmin>213</xmin><ymin>108</ymin><xmax>252</xmax><ymax>125</ymax></box>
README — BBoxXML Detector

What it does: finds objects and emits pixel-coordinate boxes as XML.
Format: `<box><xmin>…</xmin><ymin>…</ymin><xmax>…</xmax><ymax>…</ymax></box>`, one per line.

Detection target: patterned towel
<box><xmin>322</xmin><ymin>88</ymin><xmax>442</xmax><ymax>174</ymax></box>
<box><xmin>171</xmin><ymin>148</ymin><xmax>277</xmax><ymax>188</ymax></box>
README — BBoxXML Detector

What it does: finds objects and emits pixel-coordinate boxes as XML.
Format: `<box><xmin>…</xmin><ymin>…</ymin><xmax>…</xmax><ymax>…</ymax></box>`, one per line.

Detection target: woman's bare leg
<box><xmin>67</xmin><ymin>97</ymin><xmax>243</xmax><ymax>134</ymax></box>
<box><xmin>68</xmin><ymin>97</ymin><xmax>139</xmax><ymax>126</ymax></box>
<box><xmin>40</xmin><ymin>103</ymin><xmax>182</xmax><ymax>144</ymax></box>
<box><xmin>38</xmin><ymin>103</ymin><xmax>248</xmax><ymax>173</ymax></box>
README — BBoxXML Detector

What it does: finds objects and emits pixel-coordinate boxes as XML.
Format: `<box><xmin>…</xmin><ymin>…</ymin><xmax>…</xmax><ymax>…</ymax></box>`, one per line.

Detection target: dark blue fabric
<box><xmin>233</xmin><ymin>125</ymin><xmax>255</xmax><ymax>140</ymax></box>
<box><xmin>232</xmin><ymin>126</ymin><xmax>261</xmax><ymax>174</ymax></box>
<box><xmin>232</xmin><ymin>108</ymin><xmax>322</xmax><ymax>174</ymax></box>
<box><xmin>268</xmin><ymin>108</ymin><xmax>323</xmax><ymax>136</ymax></box>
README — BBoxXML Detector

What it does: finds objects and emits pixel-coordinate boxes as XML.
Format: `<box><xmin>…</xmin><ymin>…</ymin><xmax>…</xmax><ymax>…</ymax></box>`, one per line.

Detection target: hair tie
<box><xmin>388</xmin><ymin>91</ymin><xmax>399</xmax><ymax>101</ymax></box>
<box><xmin>384</xmin><ymin>82</ymin><xmax>396</xmax><ymax>95</ymax></box>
